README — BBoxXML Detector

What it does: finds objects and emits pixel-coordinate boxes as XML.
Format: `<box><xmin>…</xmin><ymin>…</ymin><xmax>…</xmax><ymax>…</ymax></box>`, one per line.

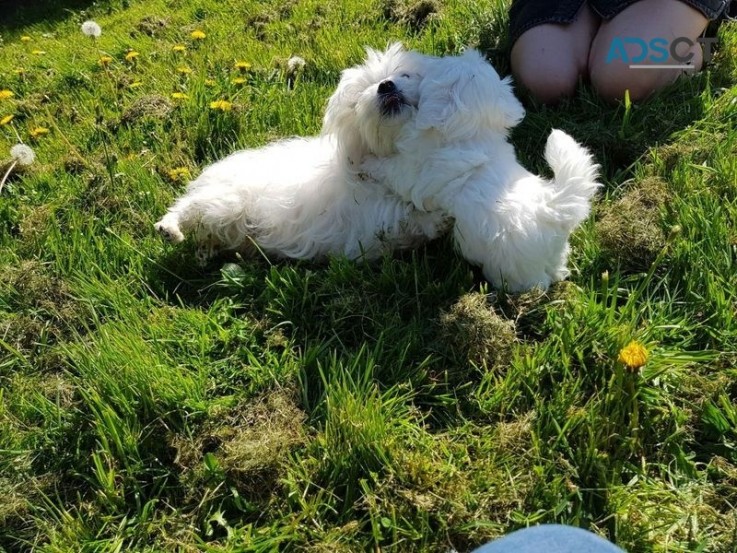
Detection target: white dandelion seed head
<box><xmin>10</xmin><ymin>144</ymin><xmax>36</xmax><ymax>166</ymax></box>
<box><xmin>81</xmin><ymin>20</ymin><xmax>102</xmax><ymax>38</ymax></box>
<box><xmin>287</xmin><ymin>56</ymin><xmax>306</xmax><ymax>73</ymax></box>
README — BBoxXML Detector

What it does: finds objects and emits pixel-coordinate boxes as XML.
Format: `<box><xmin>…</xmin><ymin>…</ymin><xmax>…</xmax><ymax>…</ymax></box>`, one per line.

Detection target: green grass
<box><xmin>1</xmin><ymin>0</ymin><xmax>737</xmax><ymax>550</ymax></box>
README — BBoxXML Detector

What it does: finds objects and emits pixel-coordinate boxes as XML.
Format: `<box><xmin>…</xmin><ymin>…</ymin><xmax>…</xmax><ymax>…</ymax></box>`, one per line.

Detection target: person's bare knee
<box><xmin>510</xmin><ymin>4</ymin><xmax>599</xmax><ymax>104</ymax></box>
<box><xmin>511</xmin><ymin>44</ymin><xmax>581</xmax><ymax>103</ymax></box>
<box><xmin>588</xmin><ymin>0</ymin><xmax>708</xmax><ymax>102</ymax></box>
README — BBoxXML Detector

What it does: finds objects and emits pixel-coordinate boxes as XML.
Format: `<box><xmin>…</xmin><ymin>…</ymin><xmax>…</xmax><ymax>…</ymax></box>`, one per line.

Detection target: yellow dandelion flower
<box><xmin>172</xmin><ymin>44</ymin><xmax>187</xmax><ymax>52</ymax></box>
<box><xmin>234</xmin><ymin>61</ymin><xmax>251</xmax><ymax>71</ymax></box>
<box><xmin>129</xmin><ymin>81</ymin><xmax>143</xmax><ymax>89</ymax></box>
<box><xmin>167</xmin><ymin>167</ymin><xmax>191</xmax><ymax>181</ymax></box>
<box><xmin>0</xmin><ymin>115</ymin><xmax>14</xmax><ymax>126</ymax></box>
<box><xmin>177</xmin><ymin>66</ymin><xmax>192</xmax><ymax>74</ymax></box>
<box><xmin>209</xmin><ymin>99</ymin><xmax>232</xmax><ymax>112</ymax></box>
<box><xmin>618</xmin><ymin>341</ymin><xmax>649</xmax><ymax>371</ymax></box>
<box><xmin>21</xmin><ymin>36</ymin><xmax>31</xmax><ymax>42</ymax></box>
<box><xmin>231</xmin><ymin>77</ymin><xmax>246</xmax><ymax>85</ymax></box>
<box><xmin>125</xmin><ymin>51</ymin><xmax>140</xmax><ymax>62</ymax></box>
<box><xmin>30</xmin><ymin>126</ymin><xmax>50</xmax><ymax>138</ymax></box>
<box><xmin>99</xmin><ymin>55</ymin><xmax>113</xmax><ymax>66</ymax></box>
<box><xmin>171</xmin><ymin>92</ymin><xmax>189</xmax><ymax>100</ymax></box>
<box><xmin>190</xmin><ymin>30</ymin><xmax>206</xmax><ymax>40</ymax></box>
<box><xmin>204</xmin><ymin>79</ymin><xmax>216</xmax><ymax>87</ymax></box>
<box><xmin>0</xmin><ymin>90</ymin><xmax>14</xmax><ymax>100</ymax></box>
<box><xmin>32</xmin><ymin>50</ymin><xmax>46</xmax><ymax>55</ymax></box>
<box><xmin>13</xmin><ymin>68</ymin><xmax>26</xmax><ymax>75</ymax></box>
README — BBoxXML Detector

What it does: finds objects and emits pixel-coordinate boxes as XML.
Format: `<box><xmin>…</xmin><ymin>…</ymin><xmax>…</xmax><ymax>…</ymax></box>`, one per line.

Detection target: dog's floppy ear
<box><xmin>322</xmin><ymin>64</ymin><xmax>368</xmax><ymax>166</ymax></box>
<box><xmin>322</xmin><ymin>43</ymin><xmax>410</xmax><ymax>166</ymax></box>
<box><xmin>323</xmin><ymin>42</ymin><xmax>407</xmax><ymax>138</ymax></box>
<box><xmin>416</xmin><ymin>49</ymin><xmax>525</xmax><ymax>139</ymax></box>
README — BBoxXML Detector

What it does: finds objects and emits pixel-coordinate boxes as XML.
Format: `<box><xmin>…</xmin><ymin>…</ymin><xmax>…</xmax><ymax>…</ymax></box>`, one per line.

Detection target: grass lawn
<box><xmin>1</xmin><ymin>0</ymin><xmax>737</xmax><ymax>550</ymax></box>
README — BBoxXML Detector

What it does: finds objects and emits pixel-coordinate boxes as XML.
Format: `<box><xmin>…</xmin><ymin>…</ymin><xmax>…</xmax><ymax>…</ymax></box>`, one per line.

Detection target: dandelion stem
<box><xmin>11</xmin><ymin>125</ymin><xmax>22</xmax><ymax>144</ymax></box>
<box><xmin>0</xmin><ymin>160</ymin><xmax>18</xmax><ymax>195</ymax></box>
<box><xmin>627</xmin><ymin>377</ymin><xmax>639</xmax><ymax>430</ymax></box>
<box><xmin>42</xmin><ymin>105</ymin><xmax>81</xmax><ymax>157</ymax></box>
<box><xmin>100</xmin><ymin>128</ymin><xmax>116</xmax><ymax>187</ymax></box>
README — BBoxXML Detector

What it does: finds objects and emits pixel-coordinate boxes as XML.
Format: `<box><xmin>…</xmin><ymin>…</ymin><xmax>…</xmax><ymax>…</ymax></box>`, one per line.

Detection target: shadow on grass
<box><xmin>0</xmin><ymin>0</ymin><xmax>116</xmax><ymax>31</ymax></box>
<box><xmin>144</xmin><ymin>231</ymin><xmax>568</xmax><ymax>436</ymax></box>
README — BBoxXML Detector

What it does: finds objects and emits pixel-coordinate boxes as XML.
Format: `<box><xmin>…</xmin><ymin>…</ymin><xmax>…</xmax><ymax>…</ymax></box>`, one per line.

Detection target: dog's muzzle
<box><xmin>377</xmin><ymin>79</ymin><xmax>408</xmax><ymax>117</ymax></box>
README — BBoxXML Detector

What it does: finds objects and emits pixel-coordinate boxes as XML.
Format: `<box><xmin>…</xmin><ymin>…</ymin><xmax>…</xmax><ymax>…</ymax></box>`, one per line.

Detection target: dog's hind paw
<box><xmin>154</xmin><ymin>219</ymin><xmax>185</xmax><ymax>243</ymax></box>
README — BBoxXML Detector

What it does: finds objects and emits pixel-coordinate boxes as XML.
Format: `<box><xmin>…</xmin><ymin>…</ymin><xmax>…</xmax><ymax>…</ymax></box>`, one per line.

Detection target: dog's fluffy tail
<box><xmin>545</xmin><ymin>129</ymin><xmax>600</xmax><ymax>229</ymax></box>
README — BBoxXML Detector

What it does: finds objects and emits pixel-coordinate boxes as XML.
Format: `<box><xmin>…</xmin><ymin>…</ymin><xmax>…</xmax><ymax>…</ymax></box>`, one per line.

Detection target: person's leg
<box><xmin>588</xmin><ymin>0</ymin><xmax>709</xmax><ymax>102</ymax></box>
<box><xmin>471</xmin><ymin>524</ymin><xmax>626</xmax><ymax>553</ymax></box>
<box><xmin>511</xmin><ymin>3</ymin><xmax>600</xmax><ymax>104</ymax></box>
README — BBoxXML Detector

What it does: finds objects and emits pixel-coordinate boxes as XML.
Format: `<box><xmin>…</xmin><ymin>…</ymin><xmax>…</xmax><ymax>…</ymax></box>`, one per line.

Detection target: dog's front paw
<box><xmin>154</xmin><ymin>219</ymin><xmax>185</xmax><ymax>244</ymax></box>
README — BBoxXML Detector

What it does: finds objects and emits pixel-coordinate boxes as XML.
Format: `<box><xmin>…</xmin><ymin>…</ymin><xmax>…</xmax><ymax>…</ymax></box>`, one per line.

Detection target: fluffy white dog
<box><xmin>362</xmin><ymin>48</ymin><xmax>601</xmax><ymax>291</ymax></box>
<box><xmin>155</xmin><ymin>44</ymin><xmax>599</xmax><ymax>292</ymax></box>
<box><xmin>155</xmin><ymin>44</ymin><xmax>446</xmax><ymax>265</ymax></box>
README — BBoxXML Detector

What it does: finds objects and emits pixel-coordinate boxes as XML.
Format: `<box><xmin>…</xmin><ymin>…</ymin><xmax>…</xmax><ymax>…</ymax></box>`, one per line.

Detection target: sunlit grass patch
<box><xmin>172</xmin><ymin>389</ymin><xmax>307</xmax><ymax>509</ymax></box>
<box><xmin>596</xmin><ymin>176</ymin><xmax>669</xmax><ymax>272</ymax></box>
<box><xmin>439</xmin><ymin>292</ymin><xmax>516</xmax><ymax>368</ymax></box>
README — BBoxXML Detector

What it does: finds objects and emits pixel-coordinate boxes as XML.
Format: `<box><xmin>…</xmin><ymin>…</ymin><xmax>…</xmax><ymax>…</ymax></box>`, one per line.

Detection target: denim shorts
<box><xmin>509</xmin><ymin>0</ymin><xmax>731</xmax><ymax>44</ymax></box>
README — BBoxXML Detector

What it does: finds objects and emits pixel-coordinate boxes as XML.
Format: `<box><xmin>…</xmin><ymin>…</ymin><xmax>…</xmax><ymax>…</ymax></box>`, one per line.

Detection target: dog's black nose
<box><xmin>378</xmin><ymin>80</ymin><xmax>396</xmax><ymax>94</ymax></box>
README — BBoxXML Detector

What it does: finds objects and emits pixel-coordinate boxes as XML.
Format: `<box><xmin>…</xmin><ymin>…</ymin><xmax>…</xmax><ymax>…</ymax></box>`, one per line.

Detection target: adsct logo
<box><xmin>606</xmin><ymin>36</ymin><xmax>717</xmax><ymax>70</ymax></box>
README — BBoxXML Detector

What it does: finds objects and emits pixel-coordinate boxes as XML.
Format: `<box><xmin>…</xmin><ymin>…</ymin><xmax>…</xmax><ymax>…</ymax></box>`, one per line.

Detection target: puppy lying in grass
<box><xmin>156</xmin><ymin>45</ymin><xmax>599</xmax><ymax>292</ymax></box>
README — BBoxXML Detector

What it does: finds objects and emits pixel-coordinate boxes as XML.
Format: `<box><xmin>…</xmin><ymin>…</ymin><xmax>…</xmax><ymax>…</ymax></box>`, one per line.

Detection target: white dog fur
<box><xmin>155</xmin><ymin>44</ymin><xmax>599</xmax><ymax>292</ymax></box>
<box><xmin>361</xmin><ymin>48</ymin><xmax>601</xmax><ymax>291</ymax></box>
<box><xmin>155</xmin><ymin>44</ymin><xmax>446</xmax><ymax>265</ymax></box>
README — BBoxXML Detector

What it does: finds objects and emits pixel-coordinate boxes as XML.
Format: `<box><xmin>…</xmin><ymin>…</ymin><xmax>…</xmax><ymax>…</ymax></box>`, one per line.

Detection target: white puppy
<box><xmin>362</xmin><ymin>49</ymin><xmax>600</xmax><ymax>291</ymax></box>
<box><xmin>155</xmin><ymin>44</ymin><xmax>446</xmax><ymax>265</ymax></box>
